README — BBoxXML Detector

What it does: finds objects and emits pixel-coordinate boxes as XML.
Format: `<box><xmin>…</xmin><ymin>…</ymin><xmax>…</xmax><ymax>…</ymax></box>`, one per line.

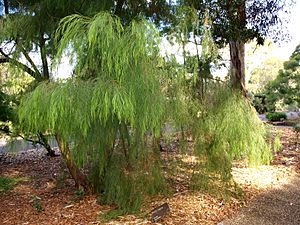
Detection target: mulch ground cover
<box><xmin>0</xmin><ymin>127</ymin><xmax>299</xmax><ymax>225</ymax></box>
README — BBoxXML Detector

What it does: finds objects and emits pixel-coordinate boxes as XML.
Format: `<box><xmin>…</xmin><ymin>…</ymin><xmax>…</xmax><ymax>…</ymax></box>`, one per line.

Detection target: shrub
<box><xmin>266</xmin><ymin>112</ymin><xmax>287</xmax><ymax>121</ymax></box>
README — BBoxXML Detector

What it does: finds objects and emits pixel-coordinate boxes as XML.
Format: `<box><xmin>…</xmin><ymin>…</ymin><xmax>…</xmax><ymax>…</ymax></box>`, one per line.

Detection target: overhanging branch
<box><xmin>19</xmin><ymin>45</ymin><xmax>42</xmax><ymax>77</ymax></box>
<box><xmin>0</xmin><ymin>48</ymin><xmax>42</xmax><ymax>80</ymax></box>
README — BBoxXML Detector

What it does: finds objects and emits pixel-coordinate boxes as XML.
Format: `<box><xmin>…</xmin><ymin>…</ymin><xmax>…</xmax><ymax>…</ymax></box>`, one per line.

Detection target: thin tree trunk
<box><xmin>3</xmin><ymin>0</ymin><xmax>9</xmax><ymax>15</ymax></box>
<box><xmin>55</xmin><ymin>135</ymin><xmax>90</xmax><ymax>192</ymax></box>
<box><xmin>115</xmin><ymin>0</ymin><xmax>125</xmax><ymax>17</ymax></box>
<box><xmin>193</xmin><ymin>32</ymin><xmax>204</xmax><ymax>99</ymax></box>
<box><xmin>19</xmin><ymin>45</ymin><xmax>42</xmax><ymax>78</ymax></box>
<box><xmin>39</xmin><ymin>33</ymin><xmax>50</xmax><ymax>80</ymax></box>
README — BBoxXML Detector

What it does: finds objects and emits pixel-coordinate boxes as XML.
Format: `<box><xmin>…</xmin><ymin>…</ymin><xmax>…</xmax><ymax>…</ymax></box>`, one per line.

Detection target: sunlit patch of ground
<box><xmin>232</xmin><ymin>164</ymin><xmax>295</xmax><ymax>189</ymax></box>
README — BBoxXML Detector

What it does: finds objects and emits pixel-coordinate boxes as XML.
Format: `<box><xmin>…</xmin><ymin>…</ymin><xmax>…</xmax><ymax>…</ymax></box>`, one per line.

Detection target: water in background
<box><xmin>0</xmin><ymin>137</ymin><xmax>58</xmax><ymax>153</ymax></box>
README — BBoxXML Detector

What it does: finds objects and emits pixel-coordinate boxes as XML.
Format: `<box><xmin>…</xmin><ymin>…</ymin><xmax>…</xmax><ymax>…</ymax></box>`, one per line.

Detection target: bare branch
<box><xmin>18</xmin><ymin>45</ymin><xmax>42</xmax><ymax>77</ymax></box>
<box><xmin>0</xmin><ymin>48</ymin><xmax>42</xmax><ymax>80</ymax></box>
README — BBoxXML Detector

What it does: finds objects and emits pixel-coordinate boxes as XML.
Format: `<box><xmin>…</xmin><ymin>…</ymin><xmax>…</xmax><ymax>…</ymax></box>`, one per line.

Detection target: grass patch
<box><xmin>0</xmin><ymin>177</ymin><xmax>17</xmax><ymax>194</ymax></box>
<box><xmin>0</xmin><ymin>176</ymin><xmax>30</xmax><ymax>195</ymax></box>
<box><xmin>31</xmin><ymin>195</ymin><xmax>44</xmax><ymax>212</ymax></box>
<box><xmin>99</xmin><ymin>209</ymin><xmax>125</xmax><ymax>223</ymax></box>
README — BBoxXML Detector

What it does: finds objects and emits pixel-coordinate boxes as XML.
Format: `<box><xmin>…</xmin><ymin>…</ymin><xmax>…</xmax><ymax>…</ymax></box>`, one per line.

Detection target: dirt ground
<box><xmin>0</xmin><ymin>127</ymin><xmax>299</xmax><ymax>225</ymax></box>
<box><xmin>223</xmin><ymin>127</ymin><xmax>300</xmax><ymax>225</ymax></box>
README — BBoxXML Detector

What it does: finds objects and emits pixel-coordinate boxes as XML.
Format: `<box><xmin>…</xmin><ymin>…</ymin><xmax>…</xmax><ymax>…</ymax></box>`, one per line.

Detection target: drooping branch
<box><xmin>37</xmin><ymin>132</ymin><xmax>58</xmax><ymax>157</ymax></box>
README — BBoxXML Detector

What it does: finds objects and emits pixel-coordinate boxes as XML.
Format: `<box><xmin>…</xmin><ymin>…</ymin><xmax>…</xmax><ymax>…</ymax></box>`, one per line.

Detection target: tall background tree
<box><xmin>263</xmin><ymin>44</ymin><xmax>300</xmax><ymax>111</ymax></box>
<box><xmin>169</xmin><ymin>0</ymin><xmax>293</xmax><ymax>95</ymax></box>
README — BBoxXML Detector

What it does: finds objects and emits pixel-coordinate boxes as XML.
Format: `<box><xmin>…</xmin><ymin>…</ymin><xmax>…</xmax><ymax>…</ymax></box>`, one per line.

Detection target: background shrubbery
<box><xmin>266</xmin><ymin>112</ymin><xmax>287</xmax><ymax>121</ymax></box>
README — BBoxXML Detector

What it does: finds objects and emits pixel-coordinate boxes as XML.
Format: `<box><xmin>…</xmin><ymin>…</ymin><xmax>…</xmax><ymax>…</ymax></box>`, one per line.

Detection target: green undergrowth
<box><xmin>0</xmin><ymin>177</ymin><xmax>19</xmax><ymax>194</ymax></box>
<box><xmin>99</xmin><ymin>209</ymin><xmax>125</xmax><ymax>223</ymax></box>
<box><xmin>266</xmin><ymin>112</ymin><xmax>287</xmax><ymax>121</ymax></box>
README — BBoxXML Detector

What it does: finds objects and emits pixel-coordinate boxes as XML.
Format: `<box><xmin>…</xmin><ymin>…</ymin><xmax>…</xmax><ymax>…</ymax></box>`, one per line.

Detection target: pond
<box><xmin>0</xmin><ymin>137</ymin><xmax>58</xmax><ymax>153</ymax></box>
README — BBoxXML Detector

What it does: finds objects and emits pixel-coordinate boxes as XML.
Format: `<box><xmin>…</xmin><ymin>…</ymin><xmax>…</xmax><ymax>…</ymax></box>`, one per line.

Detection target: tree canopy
<box><xmin>263</xmin><ymin>44</ymin><xmax>300</xmax><ymax>111</ymax></box>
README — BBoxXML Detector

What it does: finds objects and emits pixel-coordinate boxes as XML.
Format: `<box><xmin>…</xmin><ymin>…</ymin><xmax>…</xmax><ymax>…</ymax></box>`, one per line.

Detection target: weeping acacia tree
<box><xmin>18</xmin><ymin>12</ymin><xmax>168</xmax><ymax>212</ymax></box>
<box><xmin>160</xmin><ymin>6</ymin><xmax>274</xmax><ymax>194</ymax></box>
<box><xmin>0</xmin><ymin>0</ymin><xmax>108</xmax><ymax>156</ymax></box>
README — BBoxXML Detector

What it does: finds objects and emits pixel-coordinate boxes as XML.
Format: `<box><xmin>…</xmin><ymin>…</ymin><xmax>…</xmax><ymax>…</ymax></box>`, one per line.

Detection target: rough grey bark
<box><xmin>228</xmin><ymin>0</ymin><xmax>247</xmax><ymax>96</ymax></box>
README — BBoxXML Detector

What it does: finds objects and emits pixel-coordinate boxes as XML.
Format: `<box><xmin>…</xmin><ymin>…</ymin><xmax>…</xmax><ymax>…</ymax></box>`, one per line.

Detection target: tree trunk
<box><xmin>115</xmin><ymin>0</ymin><xmax>125</xmax><ymax>17</ymax></box>
<box><xmin>39</xmin><ymin>34</ymin><xmax>50</xmax><ymax>80</ymax></box>
<box><xmin>225</xmin><ymin>0</ymin><xmax>247</xmax><ymax>96</ymax></box>
<box><xmin>37</xmin><ymin>132</ymin><xmax>57</xmax><ymax>157</ymax></box>
<box><xmin>55</xmin><ymin>135</ymin><xmax>90</xmax><ymax>192</ymax></box>
<box><xmin>229</xmin><ymin>40</ymin><xmax>247</xmax><ymax>96</ymax></box>
<box><xmin>3</xmin><ymin>0</ymin><xmax>9</xmax><ymax>15</ymax></box>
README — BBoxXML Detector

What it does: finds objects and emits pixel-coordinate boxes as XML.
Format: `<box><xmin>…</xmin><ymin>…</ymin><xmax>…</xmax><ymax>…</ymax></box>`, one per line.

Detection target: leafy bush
<box><xmin>266</xmin><ymin>112</ymin><xmax>287</xmax><ymax>121</ymax></box>
<box><xmin>252</xmin><ymin>94</ymin><xmax>267</xmax><ymax>114</ymax></box>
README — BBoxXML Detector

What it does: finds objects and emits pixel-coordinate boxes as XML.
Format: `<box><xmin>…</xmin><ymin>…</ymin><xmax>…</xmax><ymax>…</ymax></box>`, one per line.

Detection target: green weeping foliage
<box><xmin>191</xmin><ymin>85</ymin><xmax>272</xmax><ymax>186</ymax></box>
<box><xmin>18</xmin><ymin>11</ymin><xmax>274</xmax><ymax>214</ymax></box>
<box><xmin>18</xmin><ymin>12</ymin><xmax>166</xmax><ymax>213</ymax></box>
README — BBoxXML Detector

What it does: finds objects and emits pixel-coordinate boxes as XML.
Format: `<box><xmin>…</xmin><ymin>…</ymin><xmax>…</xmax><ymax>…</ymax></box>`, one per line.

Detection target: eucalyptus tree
<box><xmin>174</xmin><ymin>0</ymin><xmax>293</xmax><ymax>95</ymax></box>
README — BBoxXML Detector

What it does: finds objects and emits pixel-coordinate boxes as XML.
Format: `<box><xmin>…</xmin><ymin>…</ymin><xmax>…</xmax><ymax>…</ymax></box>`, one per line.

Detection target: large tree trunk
<box><xmin>55</xmin><ymin>135</ymin><xmax>90</xmax><ymax>192</ymax></box>
<box><xmin>228</xmin><ymin>0</ymin><xmax>247</xmax><ymax>97</ymax></box>
<box><xmin>229</xmin><ymin>40</ymin><xmax>247</xmax><ymax>96</ymax></box>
